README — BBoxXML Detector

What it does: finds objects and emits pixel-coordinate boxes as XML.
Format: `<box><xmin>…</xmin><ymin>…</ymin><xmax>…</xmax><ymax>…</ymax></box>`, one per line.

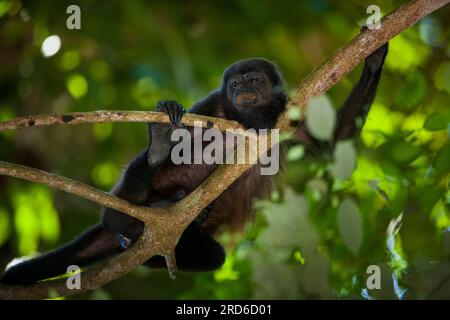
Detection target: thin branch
<box><xmin>0</xmin><ymin>111</ymin><xmax>243</xmax><ymax>133</ymax></box>
<box><xmin>0</xmin><ymin>0</ymin><xmax>448</xmax><ymax>299</ymax></box>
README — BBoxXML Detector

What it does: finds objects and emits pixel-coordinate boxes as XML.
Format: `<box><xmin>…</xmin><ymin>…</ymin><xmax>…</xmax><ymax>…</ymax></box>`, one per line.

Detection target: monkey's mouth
<box><xmin>235</xmin><ymin>92</ymin><xmax>258</xmax><ymax>105</ymax></box>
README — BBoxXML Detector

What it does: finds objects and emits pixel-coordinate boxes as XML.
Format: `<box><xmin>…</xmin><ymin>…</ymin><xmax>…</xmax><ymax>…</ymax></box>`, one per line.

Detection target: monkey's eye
<box><xmin>231</xmin><ymin>80</ymin><xmax>240</xmax><ymax>88</ymax></box>
<box><xmin>250</xmin><ymin>77</ymin><xmax>259</xmax><ymax>83</ymax></box>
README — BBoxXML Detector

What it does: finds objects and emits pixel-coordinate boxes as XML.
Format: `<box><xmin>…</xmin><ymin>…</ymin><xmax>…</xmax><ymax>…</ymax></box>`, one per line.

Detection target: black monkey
<box><xmin>1</xmin><ymin>44</ymin><xmax>388</xmax><ymax>285</ymax></box>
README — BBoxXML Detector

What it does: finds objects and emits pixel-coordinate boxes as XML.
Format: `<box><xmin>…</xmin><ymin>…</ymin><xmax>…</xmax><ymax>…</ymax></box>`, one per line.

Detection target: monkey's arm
<box><xmin>289</xmin><ymin>44</ymin><xmax>388</xmax><ymax>156</ymax></box>
<box><xmin>333</xmin><ymin>43</ymin><xmax>388</xmax><ymax>141</ymax></box>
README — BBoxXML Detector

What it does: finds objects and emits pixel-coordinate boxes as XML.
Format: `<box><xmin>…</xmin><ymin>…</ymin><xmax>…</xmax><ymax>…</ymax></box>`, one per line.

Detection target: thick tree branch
<box><xmin>0</xmin><ymin>0</ymin><xmax>448</xmax><ymax>299</ymax></box>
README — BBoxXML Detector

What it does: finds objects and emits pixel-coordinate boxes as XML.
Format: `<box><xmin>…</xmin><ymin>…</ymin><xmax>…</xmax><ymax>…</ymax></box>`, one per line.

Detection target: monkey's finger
<box><xmin>175</xmin><ymin>106</ymin><xmax>184</xmax><ymax>123</ymax></box>
<box><xmin>169</xmin><ymin>108</ymin><xmax>178</xmax><ymax>125</ymax></box>
<box><xmin>172</xmin><ymin>105</ymin><xmax>186</xmax><ymax>127</ymax></box>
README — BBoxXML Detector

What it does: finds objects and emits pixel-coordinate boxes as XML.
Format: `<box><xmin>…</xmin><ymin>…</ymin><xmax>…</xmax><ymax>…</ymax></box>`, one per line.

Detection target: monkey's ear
<box><xmin>147</xmin><ymin>123</ymin><xmax>173</xmax><ymax>167</ymax></box>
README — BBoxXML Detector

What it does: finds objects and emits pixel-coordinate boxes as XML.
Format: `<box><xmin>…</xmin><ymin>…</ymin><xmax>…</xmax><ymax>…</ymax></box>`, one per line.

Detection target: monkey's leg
<box><xmin>334</xmin><ymin>43</ymin><xmax>388</xmax><ymax>142</ymax></box>
<box><xmin>147</xmin><ymin>123</ymin><xmax>173</xmax><ymax>166</ymax></box>
<box><xmin>104</xmin><ymin>149</ymin><xmax>158</xmax><ymax>241</ymax></box>
<box><xmin>1</xmin><ymin>223</ymin><xmax>121</xmax><ymax>285</ymax></box>
<box><xmin>144</xmin><ymin>222</ymin><xmax>226</xmax><ymax>272</ymax></box>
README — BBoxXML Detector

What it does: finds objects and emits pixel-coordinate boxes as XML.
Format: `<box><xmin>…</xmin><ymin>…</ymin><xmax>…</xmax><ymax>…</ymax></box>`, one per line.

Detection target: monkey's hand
<box><xmin>365</xmin><ymin>43</ymin><xmax>388</xmax><ymax>73</ymax></box>
<box><xmin>195</xmin><ymin>203</ymin><xmax>214</xmax><ymax>225</ymax></box>
<box><xmin>157</xmin><ymin>100</ymin><xmax>186</xmax><ymax>128</ymax></box>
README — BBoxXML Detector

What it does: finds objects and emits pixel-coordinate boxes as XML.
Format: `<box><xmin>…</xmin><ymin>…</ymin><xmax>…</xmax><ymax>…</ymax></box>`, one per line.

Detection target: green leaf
<box><xmin>259</xmin><ymin>189</ymin><xmax>309</xmax><ymax>247</ymax></box>
<box><xmin>66</xmin><ymin>74</ymin><xmax>88</xmax><ymax>99</ymax></box>
<box><xmin>337</xmin><ymin>198</ymin><xmax>363</xmax><ymax>255</ymax></box>
<box><xmin>434</xmin><ymin>61</ymin><xmax>450</xmax><ymax>93</ymax></box>
<box><xmin>331</xmin><ymin>140</ymin><xmax>356</xmax><ymax>180</ymax></box>
<box><xmin>379</xmin><ymin>160</ymin><xmax>400</xmax><ymax>179</ymax></box>
<box><xmin>287</xmin><ymin>145</ymin><xmax>305</xmax><ymax>161</ymax></box>
<box><xmin>395</xmin><ymin>70</ymin><xmax>427</xmax><ymax>110</ymax></box>
<box><xmin>434</xmin><ymin>144</ymin><xmax>450</xmax><ymax>176</ymax></box>
<box><xmin>91</xmin><ymin>162</ymin><xmax>119</xmax><ymax>188</ymax></box>
<box><xmin>424</xmin><ymin>112</ymin><xmax>450</xmax><ymax>131</ymax></box>
<box><xmin>305</xmin><ymin>94</ymin><xmax>336</xmax><ymax>141</ymax></box>
<box><xmin>286</xmin><ymin>106</ymin><xmax>303</xmax><ymax>121</ymax></box>
<box><xmin>378</xmin><ymin>139</ymin><xmax>422</xmax><ymax>164</ymax></box>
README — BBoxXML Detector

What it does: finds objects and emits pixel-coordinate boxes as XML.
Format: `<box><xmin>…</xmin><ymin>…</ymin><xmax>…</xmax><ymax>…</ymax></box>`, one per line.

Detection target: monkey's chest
<box><xmin>152</xmin><ymin>162</ymin><xmax>217</xmax><ymax>195</ymax></box>
<box><xmin>150</xmin><ymin>163</ymin><xmax>272</xmax><ymax>234</ymax></box>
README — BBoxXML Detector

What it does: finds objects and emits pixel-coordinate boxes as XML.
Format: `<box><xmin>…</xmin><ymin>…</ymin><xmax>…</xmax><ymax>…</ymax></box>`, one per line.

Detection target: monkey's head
<box><xmin>221</xmin><ymin>58</ymin><xmax>287</xmax><ymax>129</ymax></box>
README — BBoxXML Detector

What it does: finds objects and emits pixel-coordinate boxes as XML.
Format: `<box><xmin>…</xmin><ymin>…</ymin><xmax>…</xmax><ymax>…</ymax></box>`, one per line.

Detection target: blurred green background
<box><xmin>0</xmin><ymin>0</ymin><xmax>449</xmax><ymax>299</ymax></box>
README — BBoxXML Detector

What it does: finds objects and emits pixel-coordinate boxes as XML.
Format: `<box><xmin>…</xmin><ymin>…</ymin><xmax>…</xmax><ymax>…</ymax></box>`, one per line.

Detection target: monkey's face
<box><xmin>226</xmin><ymin>71</ymin><xmax>273</xmax><ymax>110</ymax></box>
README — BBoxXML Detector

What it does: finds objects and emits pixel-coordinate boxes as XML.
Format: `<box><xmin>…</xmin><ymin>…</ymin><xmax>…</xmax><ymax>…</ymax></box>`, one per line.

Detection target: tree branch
<box><xmin>0</xmin><ymin>0</ymin><xmax>448</xmax><ymax>299</ymax></box>
<box><xmin>0</xmin><ymin>161</ymin><xmax>164</xmax><ymax>222</ymax></box>
<box><xmin>0</xmin><ymin>111</ymin><xmax>243</xmax><ymax>133</ymax></box>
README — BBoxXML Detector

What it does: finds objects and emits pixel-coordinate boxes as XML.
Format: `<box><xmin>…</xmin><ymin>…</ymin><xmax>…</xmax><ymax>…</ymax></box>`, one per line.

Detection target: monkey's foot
<box><xmin>196</xmin><ymin>204</ymin><xmax>213</xmax><ymax>225</ymax></box>
<box><xmin>117</xmin><ymin>234</ymin><xmax>132</xmax><ymax>249</ymax></box>
<box><xmin>156</xmin><ymin>100</ymin><xmax>186</xmax><ymax>128</ymax></box>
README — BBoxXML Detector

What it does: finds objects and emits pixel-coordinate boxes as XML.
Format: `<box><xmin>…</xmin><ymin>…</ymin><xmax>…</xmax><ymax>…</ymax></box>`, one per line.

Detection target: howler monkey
<box><xmin>1</xmin><ymin>44</ymin><xmax>388</xmax><ymax>285</ymax></box>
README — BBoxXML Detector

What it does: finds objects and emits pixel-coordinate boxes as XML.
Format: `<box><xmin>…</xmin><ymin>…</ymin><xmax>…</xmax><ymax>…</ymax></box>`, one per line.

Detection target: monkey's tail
<box><xmin>1</xmin><ymin>223</ymin><xmax>121</xmax><ymax>285</ymax></box>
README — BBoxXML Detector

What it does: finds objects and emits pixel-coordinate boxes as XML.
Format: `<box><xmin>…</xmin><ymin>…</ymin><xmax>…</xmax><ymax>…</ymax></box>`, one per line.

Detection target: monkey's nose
<box><xmin>236</xmin><ymin>92</ymin><xmax>257</xmax><ymax>104</ymax></box>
